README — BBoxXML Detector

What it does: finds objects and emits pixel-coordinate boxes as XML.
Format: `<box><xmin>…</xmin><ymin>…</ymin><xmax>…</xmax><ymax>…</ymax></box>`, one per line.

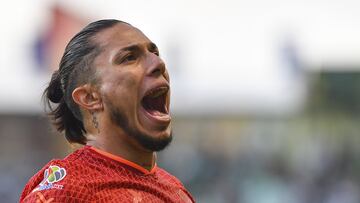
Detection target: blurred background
<box><xmin>1</xmin><ymin>0</ymin><xmax>360</xmax><ymax>202</ymax></box>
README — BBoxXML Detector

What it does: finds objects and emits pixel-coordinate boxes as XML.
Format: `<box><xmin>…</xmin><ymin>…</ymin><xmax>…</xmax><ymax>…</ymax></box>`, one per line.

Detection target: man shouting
<box><xmin>20</xmin><ymin>19</ymin><xmax>194</xmax><ymax>203</ymax></box>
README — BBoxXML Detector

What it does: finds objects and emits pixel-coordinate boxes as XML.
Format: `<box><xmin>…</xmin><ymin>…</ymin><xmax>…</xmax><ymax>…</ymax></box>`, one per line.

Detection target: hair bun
<box><xmin>47</xmin><ymin>71</ymin><xmax>64</xmax><ymax>103</ymax></box>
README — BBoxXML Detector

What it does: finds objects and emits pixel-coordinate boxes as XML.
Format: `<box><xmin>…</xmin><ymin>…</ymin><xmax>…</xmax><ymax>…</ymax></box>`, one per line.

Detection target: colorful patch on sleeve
<box><xmin>32</xmin><ymin>165</ymin><xmax>66</xmax><ymax>193</ymax></box>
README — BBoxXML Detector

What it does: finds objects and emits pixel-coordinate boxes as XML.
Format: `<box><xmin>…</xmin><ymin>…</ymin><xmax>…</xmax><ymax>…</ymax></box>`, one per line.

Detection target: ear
<box><xmin>72</xmin><ymin>84</ymin><xmax>103</xmax><ymax>111</ymax></box>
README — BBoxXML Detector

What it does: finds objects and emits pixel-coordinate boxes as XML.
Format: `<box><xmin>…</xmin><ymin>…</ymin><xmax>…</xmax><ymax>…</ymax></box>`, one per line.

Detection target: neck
<box><xmin>86</xmin><ymin>127</ymin><xmax>156</xmax><ymax>171</ymax></box>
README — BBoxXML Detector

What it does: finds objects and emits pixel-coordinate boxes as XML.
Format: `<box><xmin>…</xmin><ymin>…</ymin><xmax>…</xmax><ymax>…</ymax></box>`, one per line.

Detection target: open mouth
<box><xmin>141</xmin><ymin>86</ymin><xmax>169</xmax><ymax>119</ymax></box>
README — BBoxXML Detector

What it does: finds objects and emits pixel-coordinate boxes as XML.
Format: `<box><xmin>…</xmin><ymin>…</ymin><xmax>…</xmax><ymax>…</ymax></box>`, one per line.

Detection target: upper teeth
<box><xmin>147</xmin><ymin>87</ymin><xmax>167</xmax><ymax>98</ymax></box>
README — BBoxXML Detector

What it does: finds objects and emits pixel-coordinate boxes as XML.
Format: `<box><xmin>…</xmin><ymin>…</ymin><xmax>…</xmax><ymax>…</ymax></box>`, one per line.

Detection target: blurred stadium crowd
<box><xmin>1</xmin><ymin>1</ymin><xmax>360</xmax><ymax>202</ymax></box>
<box><xmin>1</xmin><ymin>71</ymin><xmax>360</xmax><ymax>202</ymax></box>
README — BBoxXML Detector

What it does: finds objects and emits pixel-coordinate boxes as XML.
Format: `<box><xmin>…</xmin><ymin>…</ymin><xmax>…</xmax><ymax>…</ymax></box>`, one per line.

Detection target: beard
<box><xmin>106</xmin><ymin>100</ymin><xmax>172</xmax><ymax>152</ymax></box>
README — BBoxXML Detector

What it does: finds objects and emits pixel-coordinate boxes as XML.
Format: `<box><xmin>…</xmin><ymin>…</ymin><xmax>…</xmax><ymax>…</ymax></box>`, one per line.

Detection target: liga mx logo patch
<box><xmin>32</xmin><ymin>165</ymin><xmax>66</xmax><ymax>192</ymax></box>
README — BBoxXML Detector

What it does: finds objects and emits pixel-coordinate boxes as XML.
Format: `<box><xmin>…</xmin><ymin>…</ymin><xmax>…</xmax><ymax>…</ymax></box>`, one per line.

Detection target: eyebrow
<box><xmin>118</xmin><ymin>42</ymin><xmax>158</xmax><ymax>53</ymax></box>
<box><xmin>112</xmin><ymin>42</ymin><xmax>159</xmax><ymax>62</ymax></box>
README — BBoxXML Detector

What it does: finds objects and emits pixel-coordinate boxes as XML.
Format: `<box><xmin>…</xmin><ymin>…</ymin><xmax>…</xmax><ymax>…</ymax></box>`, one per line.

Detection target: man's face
<box><xmin>93</xmin><ymin>23</ymin><xmax>172</xmax><ymax>151</ymax></box>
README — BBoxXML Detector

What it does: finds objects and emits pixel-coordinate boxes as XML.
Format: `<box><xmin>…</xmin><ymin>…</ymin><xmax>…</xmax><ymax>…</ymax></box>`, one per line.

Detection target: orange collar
<box><xmin>89</xmin><ymin>146</ymin><xmax>157</xmax><ymax>175</ymax></box>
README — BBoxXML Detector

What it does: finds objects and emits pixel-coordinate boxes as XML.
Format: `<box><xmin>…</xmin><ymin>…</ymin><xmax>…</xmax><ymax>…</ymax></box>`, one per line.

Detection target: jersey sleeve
<box><xmin>20</xmin><ymin>161</ymin><xmax>52</xmax><ymax>202</ymax></box>
<box><xmin>20</xmin><ymin>160</ymin><xmax>92</xmax><ymax>203</ymax></box>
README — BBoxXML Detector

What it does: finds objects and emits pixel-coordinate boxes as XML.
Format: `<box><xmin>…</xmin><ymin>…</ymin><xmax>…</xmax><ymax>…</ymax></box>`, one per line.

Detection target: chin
<box><xmin>134</xmin><ymin>128</ymin><xmax>173</xmax><ymax>152</ymax></box>
<box><xmin>141</xmin><ymin>124</ymin><xmax>172</xmax><ymax>139</ymax></box>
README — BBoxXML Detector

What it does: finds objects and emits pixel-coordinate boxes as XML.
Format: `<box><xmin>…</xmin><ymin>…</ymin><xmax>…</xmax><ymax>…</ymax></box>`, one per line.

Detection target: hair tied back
<box><xmin>47</xmin><ymin>70</ymin><xmax>64</xmax><ymax>103</ymax></box>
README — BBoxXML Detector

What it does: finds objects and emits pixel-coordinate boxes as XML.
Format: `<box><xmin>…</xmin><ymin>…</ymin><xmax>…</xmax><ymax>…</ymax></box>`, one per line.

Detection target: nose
<box><xmin>146</xmin><ymin>53</ymin><xmax>166</xmax><ymax>77</ymax></box>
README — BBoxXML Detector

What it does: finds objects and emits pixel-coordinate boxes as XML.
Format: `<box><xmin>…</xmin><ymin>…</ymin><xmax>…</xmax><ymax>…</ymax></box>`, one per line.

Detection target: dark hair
<box><xmin>44</xmin><ymin>19</ymin><xmax>128</xmax><ymax>144</ymax></box>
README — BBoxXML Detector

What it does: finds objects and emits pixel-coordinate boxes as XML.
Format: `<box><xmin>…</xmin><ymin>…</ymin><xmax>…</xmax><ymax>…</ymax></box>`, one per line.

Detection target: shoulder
<box><xmin>20</xmin><ymin>148</ymin><xmax>93</xmax><ymax>202</ymax></box>
<box><xmin>156</xmin><ymin>167</ymin><xmax>185</xmax><ymax>187</ymax></box>
<box><xmin>156</xmin><ymin>167</ymin><xmax>196</xmax><ymax>203</ymax></box>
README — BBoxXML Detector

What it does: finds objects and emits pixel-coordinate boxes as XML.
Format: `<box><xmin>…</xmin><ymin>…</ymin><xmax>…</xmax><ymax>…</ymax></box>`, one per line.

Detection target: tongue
<box><xmin>142</xmin><ymin>95</ymin><xmax>167</xmax><ymax>115</ymax></box>
<box><xmin>147</xmin><ymin>109</ymin><xmax>166</xmax><ymax>116</ymax></box>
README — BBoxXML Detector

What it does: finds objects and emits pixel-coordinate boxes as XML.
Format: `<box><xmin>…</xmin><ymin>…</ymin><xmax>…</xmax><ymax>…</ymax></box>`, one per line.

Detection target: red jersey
<box><xmin>20</xmin><ymin>146</ymin><xmax>195</xmax><ymax>203</ymax></box>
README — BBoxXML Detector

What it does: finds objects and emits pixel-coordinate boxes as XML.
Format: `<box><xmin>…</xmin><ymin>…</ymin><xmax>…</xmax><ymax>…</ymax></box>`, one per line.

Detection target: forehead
<box><xmin>94</xmin><ymin>23</ymin><xmax>152</xmax><ymax>49</ymax></box>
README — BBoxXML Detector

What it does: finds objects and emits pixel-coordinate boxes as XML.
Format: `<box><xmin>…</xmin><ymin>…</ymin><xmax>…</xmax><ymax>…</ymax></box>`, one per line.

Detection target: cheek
<box><xmin>116</xmin><ymin>72</ymin><xmax>138</xmax><ymax>90</ymax></box>
<box><xmin>101</xmin><ymin>71</ymin><xmax>140</xmax><ymax>101</ymax></box>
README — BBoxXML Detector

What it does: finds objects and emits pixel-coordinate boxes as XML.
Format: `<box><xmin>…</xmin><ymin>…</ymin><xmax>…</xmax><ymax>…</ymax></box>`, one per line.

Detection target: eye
<box><xmin>120</xmin><ymin>53</ymin><xmax>137</xmax><ymax>64</ymax></box>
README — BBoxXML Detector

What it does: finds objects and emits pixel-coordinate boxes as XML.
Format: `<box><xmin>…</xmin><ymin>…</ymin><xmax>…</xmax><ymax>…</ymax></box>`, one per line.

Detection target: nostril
<box><xmin>151</xmin><ymin>68</ymin><xmax>162</xmax><ymax>76</ymax></box>
<box><xmin>148</xmin><ymin>60</ymin><xmax>165</xmax><ymax>77</ymax></box>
